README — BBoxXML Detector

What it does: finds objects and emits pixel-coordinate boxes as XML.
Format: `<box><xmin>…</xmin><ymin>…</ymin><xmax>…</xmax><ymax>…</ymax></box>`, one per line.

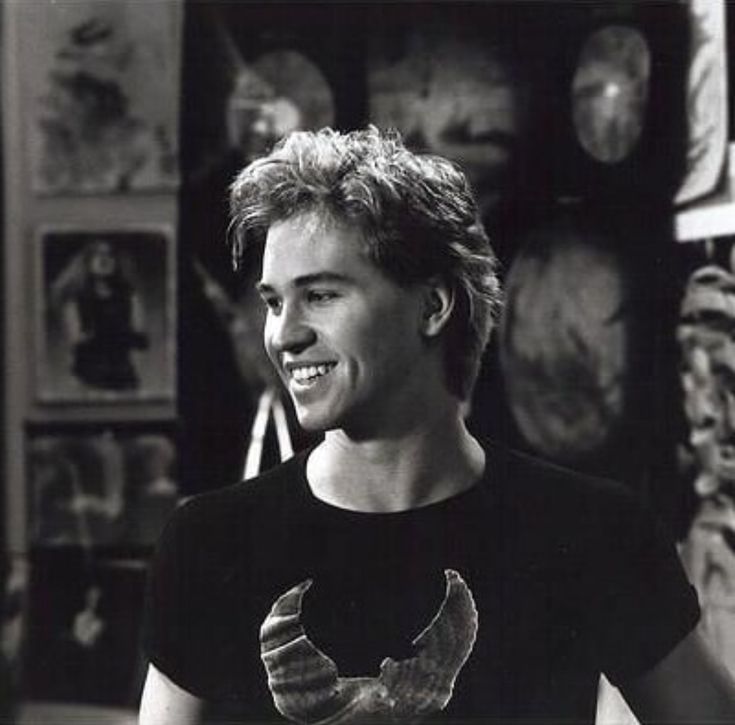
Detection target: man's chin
<box><xmin>294</xmin><ymin>408</ymin><xmax>334</xmax><ymax>434</ymax></box>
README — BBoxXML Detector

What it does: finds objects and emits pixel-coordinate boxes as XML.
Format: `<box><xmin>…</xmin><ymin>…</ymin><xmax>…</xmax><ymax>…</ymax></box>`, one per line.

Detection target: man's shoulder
<box><xmin>488</xmin><ymin>442</ymin><xmax>646</xmax><ymax>536</ymax></box>
<box><xmin>165</xmin><ymin>451</ymin><xmax>309</xmax><ymax>535</ymax></box>
<box><xmin>493</xmin><ymin>442</ymin><xmax>629</xmax><ymax>494</ymax></box>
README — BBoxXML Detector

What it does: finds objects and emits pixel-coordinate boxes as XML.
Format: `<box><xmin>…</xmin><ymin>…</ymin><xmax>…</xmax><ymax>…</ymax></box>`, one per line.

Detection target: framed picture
<box><xmin>367</xmin><ymin>6</ymin><xmax>529</xmax><ymax>219</ymax></box>
<box><xmin>27</xmin><ymin>426</ymin><xmax>180</xmax><ymax>549</ymax></box>
<box><xmin>35</xmin><ymin>227</ymin><xmax>176</xmax><ymax>405</ymax></box>
<box><xmin>23</xmin><ymin>0</ymin><xmax>182</xmax><ymax>195</ymax></box>
<box><xmin>25</xmin><ymin>549</ymin><xmax>148</xmax><ymax>707</ymax></box>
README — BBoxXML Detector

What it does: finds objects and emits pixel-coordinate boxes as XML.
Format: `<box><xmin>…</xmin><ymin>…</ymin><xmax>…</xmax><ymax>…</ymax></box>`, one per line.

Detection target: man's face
<box><xmin>257</xmin><ymin>212</ymin><xmax>428</xmax><ymax>434</ymax></box>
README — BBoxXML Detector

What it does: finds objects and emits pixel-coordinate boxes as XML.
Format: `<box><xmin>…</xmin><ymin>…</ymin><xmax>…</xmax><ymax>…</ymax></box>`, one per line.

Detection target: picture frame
<box><xmin>35</xmin><ymin>226</ymin><xmax>176</xmax><ymax>405</ymax></box>
<box><xmin>24</xmin><ymin>0</ymin><xmax>182</xmax><ymax>195</ymax></box>
<box><xmin>25</xmin><ymin>548</ymin><xmax>148</xmax><ymax>707</ymax></box>
<box><xmin>27</xmin><ymin>425</ymin><xmax>180</xmax><ymax>550</ymax></box>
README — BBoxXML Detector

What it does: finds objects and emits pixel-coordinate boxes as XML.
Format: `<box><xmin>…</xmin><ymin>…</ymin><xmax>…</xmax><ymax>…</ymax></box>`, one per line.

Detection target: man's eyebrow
<box><xmin>256</xmin><ymin>272</ymin><xmax>355</xmax><ymax>293</ymax></box>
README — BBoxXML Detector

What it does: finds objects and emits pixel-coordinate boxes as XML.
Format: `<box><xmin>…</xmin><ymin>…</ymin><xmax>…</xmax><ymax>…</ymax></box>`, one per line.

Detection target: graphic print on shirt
<box><xmin>260</xmin><ymin>569</ymin><xmax>478</xmax><ymax>724</ymax></box>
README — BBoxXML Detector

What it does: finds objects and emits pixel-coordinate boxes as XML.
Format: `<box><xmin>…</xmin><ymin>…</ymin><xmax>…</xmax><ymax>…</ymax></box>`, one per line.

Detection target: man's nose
<box><xmin>267</xmin><ymin>304</ymin><xmax>315</xmax><ymax>354</ymax></box>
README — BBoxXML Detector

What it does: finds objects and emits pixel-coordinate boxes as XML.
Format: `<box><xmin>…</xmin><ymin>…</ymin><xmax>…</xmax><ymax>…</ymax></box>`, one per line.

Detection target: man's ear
<box><xmin>421</xmin><ymin>278</ymin><xmax>455</xmax><ymax>338</ymax></box>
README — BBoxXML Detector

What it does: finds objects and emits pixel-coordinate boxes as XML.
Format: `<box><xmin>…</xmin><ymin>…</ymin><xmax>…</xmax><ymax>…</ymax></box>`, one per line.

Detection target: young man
<box><xmin>140</xmin><ymin>128</ymin><xmax>735</xmax><ymax>724</ymax></box>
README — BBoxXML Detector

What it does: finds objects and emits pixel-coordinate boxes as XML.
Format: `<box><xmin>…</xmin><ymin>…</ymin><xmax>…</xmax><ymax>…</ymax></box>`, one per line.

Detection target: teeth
<box><xmin>290</xmin><ymin>364</ymin><xmax>335</xmax><ymax>383</ymax></box>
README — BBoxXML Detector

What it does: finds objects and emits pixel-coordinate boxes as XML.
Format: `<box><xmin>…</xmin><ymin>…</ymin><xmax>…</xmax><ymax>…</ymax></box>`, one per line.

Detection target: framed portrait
<box><xmin>27</xmin><ymin>426</ymin><xmax>180</xmax><ymax>549</ymax></box>
<box><xmin>35</xmin><ymin>227</ymin><xmax>176</xmax><ymax>405</ymax></box>
<box><xmin>23</xmin><ymin>0</ymin><xmax>182</xmax><ymax>195</ymax></box>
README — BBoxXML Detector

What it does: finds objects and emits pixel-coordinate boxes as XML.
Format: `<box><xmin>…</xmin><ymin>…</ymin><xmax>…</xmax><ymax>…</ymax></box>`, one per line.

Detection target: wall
<box><xmin>2</xmin><ymin>0</ymin><xmax>183</xmax><ymax>709</ymax></box>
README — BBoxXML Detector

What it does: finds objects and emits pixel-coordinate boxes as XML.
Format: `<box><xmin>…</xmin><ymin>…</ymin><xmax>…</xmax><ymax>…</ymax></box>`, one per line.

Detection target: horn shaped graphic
<box><xmin>260</xmin><ymin>569</ymin><xmax>478</xmax><ymax>724</ymax></box>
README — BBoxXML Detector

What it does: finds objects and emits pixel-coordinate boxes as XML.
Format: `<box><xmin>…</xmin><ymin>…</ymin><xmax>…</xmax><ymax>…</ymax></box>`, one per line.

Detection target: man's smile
<box><xmin>286</xmin><ymin>362</ymin><xmax>338</xmax><ymax>386</ymax></box>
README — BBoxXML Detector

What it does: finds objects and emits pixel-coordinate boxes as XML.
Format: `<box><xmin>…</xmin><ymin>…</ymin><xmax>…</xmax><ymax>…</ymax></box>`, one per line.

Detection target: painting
<box><xmin>24</xmin><ymin>0</ymin><xmax>182</xmax><ymax>194</ymax></box>
<box><xmin>35</xmin><ymin>227</ymin><xmax>175</xmax><ymax>404</ymax></box>
<box><xmin>27</xmin><ymin>427</ymin><xmax>180</xmax><ymax>549</ymax></box>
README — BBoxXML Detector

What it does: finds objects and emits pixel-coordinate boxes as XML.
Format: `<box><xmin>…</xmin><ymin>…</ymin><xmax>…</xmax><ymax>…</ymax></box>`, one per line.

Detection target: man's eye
<box><xmin>307</xmin><ymin>290</ymin><xmax>338</xmax><ymax>304</ymax></box>
<box><xmin>261</xmin><ymin>297</ymin><xmax>282</xmax><ymax>313</ymax></box>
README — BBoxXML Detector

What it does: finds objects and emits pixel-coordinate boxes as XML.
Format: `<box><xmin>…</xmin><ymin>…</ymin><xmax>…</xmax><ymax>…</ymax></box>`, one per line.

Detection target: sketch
<box><xmin>25</xmin><ymin>0</ymin><xmax>181</xmax><ymax>194</ymax></box>
<box><xmin>28</xmin><ymin>429</ymin><xmax>179</xmax><ymax>548</ymax></box>
<box><xmin>36</xmin><ymin>228</ymin><xmax>175</xmax><ymax>404</ymax></box>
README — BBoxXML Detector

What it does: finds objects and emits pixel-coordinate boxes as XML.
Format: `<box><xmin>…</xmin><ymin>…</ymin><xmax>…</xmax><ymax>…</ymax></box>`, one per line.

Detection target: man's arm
<box><xmin>621</xmin><ymin>628</ymin><xmax>735</xmax><ymax>724</ymax></box>
<box><xmin>139</xmin><ymin>662</ymin><xmax>205</xmax><ymax>725</ymax></box>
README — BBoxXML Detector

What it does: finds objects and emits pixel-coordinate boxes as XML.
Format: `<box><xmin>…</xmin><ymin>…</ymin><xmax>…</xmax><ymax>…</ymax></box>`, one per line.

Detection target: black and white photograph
<box><xmin>2</xmin><ymin>1</ymin><xmax>735</xmax><ymax>724</ymax></box>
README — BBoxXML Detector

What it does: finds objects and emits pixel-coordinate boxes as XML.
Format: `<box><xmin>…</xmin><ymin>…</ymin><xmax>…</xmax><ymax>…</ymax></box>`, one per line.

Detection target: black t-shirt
<box><xmin>143</xmin><ymin>443</ymin><xmax>699</xmax><ymax>724</ymax></box>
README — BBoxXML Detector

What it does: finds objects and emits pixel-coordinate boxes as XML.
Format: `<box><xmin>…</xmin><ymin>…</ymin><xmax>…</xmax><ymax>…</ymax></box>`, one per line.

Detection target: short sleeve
<box><xmin>590</xmin><ymin>488</ymin><xmax>700</xmax><ymax>686</ymax></box>
<box><xmin>142</xmin><ymin>499</ymin><xmax>208</xmax><ymax>696</ymax></box>
<box><xmin>143</xmin><ymin>495</ymin><xmax>253</xmax><ymax>700</ymax></box>
<box><xmin>142</xmin><ymin>487</ymin><xmax>264</xmax><ymax>703</ymax></box>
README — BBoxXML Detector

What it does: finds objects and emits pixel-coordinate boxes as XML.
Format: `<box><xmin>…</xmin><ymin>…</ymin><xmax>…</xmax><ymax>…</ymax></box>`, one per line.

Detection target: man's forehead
<box><xmin>268</xmin><ymin>209</ymin><xmax>358</xmax><ymax>241</ymax></box>
<box><xmin>261</xmin><ymin>211</ymin><xmax>371</xmax><ymax>278</ymax></box>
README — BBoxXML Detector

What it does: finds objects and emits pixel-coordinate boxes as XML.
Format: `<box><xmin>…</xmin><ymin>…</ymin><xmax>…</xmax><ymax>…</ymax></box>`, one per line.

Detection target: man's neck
<box><xmin>305</xmin><ymin>414</ymin><xmax>486</xmax><ymax>513</ymax></box>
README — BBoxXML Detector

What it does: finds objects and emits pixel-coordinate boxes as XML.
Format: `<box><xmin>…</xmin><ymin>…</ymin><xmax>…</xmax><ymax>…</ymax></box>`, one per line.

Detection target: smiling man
<box><xmin>140</xmin><ymin>128</ymin><xmax>735</xmax><ymax>724</ymax></box>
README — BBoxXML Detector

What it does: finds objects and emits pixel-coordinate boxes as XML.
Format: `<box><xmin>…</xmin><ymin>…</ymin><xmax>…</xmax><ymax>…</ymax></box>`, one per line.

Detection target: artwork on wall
<box><xmin>24</xmin><ymin>0</ymin><xmax>181</xmax><ymax>194</ymax></box>
<box><xmin>498</xmin><ymin>213</ymin><xmax>629</xmax><ymax>467</ymax></box>
<box><xmin>570</xmin><ymin>25</ymin><xmax>651</xmax><ymax>165</ymax></box>
<box><xmin>675</xmin><ymin>0</ymin><xmax>729</xmax><ymax>205</ymax></box>
<box><xmin>367</xmin><ymin>11</ymin><xmax>528</xmax><ymax>218</ymax></box>
<box><xmin>25</xmin><ymin>550</ymin><xmax>147</xmax><ymax>706</ymax></box>
<box><xmin>225</xmin><ymin>48</ymin><xmax>336</xmax><ymax>165</ymax></box>
<box><xmin>180</xmin><ymin>3</ymin><xmax>338</xmax><ymax>185</ymax></box>
<box><xmin>35</xmin><ymin>227</ymin><xmax>176</xmax><ymax>405</ymax></box>
<box><xmin>27</xmin><ymin>427</ymin><xmax>179</xmax><ymax>549</ymax></box>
